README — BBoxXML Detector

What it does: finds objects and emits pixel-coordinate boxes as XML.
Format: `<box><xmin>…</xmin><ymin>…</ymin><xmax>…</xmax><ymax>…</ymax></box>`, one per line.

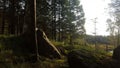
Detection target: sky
<box><xmin>81</xmin><ymin>0</ymin><xmax>111</xmax><ymax>36</ymax></box>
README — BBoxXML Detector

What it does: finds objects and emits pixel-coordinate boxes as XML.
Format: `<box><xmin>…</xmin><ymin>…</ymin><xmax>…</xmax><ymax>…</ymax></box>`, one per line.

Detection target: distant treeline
<box><xmin>85</xmin><ymin>35</ymin><xmax>110</xmax><ymax>45</ymax></box>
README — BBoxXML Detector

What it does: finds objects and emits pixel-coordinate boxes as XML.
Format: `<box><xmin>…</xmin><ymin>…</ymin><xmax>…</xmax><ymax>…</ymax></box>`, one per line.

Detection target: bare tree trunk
<box><xmin>8</xmin><ymin>0</ymin><xmax>16</xmax><ymax>34</ymax></box>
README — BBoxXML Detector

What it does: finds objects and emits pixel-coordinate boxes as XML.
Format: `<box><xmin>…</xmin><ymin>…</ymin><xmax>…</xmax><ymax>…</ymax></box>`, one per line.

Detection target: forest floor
<box><xmin>0</xmin><ymin>35</ymin><xmax>115</xmax><ymax>68</ymax></box>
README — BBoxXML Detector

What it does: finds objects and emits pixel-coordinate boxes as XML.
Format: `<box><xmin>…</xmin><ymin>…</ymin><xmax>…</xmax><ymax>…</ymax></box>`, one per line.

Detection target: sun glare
<box><xmin>81</xmin><ymin>0</ymin><xmax>111</xmax><ymax>36</ymax></box>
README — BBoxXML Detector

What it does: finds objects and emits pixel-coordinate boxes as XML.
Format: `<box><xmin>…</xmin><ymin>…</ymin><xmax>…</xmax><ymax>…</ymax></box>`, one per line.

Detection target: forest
<box><xmin>0</xmin><ymin>0</ymin><xmax>120</xmax><ymax>68</ymax></box>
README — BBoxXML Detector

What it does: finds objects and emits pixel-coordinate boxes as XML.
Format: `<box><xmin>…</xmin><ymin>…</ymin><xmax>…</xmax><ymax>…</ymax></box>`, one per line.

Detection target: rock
<box><xmin>56</xmin><ymin>46</ymin><xmax>67</xmax><ymax>56</ymax></box>
<box><xmin>67</xmin><ymin>50</ymin><xmax>98</xmax><ymax>68</ymax></box>
<box><xmin>112</xmin><ymin>46</ymin><xmax>120</xmax><ymax>60</ymax></box>
<box><xmin>37</xmin><ymin>29</ymin><xmax>61</xmax><ymax>59</ymax></box>
<box><xmin>20</xmin><ymin>29</ymin><xmax>61</xmax><ymax>62</ymax></box>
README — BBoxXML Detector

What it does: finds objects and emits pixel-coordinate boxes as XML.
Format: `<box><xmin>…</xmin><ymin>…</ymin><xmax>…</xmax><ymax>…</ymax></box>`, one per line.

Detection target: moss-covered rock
<box><xmin>67</xmin><ymin>48</ymin><xmax>113</xmax><ymax>68</ymax></box>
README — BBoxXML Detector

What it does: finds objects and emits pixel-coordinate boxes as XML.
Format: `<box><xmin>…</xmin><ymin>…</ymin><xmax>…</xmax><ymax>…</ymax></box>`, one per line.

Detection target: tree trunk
<box><xmin>8</xmin><ymin>0</ymin><xmax>16</xmax><ymax>34</ymax></box>
<box><xmin>22</xmin><ymin>0</ymin><xmax>39</xmax><ymax>61</ymax></box>
<box><xmin>22</xmin><ymin>0</ymin><xmax>61</xmax><ymax>61</ymax></box>
<box><xmin>1</xmin><ymin>9</ymin><xmax>5</xmax><ymax>34</ymax></box>
<box><xmin>1</xmin><ymin>0</ymin><xmax>6</xmax><ymax>34</ymax></box>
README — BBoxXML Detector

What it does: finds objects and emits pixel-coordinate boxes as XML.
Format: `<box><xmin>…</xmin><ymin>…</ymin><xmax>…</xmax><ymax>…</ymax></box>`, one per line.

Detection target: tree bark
<box><xmin>1</xmin><ymin>0</ymin><xmax>6</xmax><ymax>34</ymax></box>
<box><xmin>22</xmin><ymin>0</ymin><xmax>39</xmax><ymax>61</ymax></box>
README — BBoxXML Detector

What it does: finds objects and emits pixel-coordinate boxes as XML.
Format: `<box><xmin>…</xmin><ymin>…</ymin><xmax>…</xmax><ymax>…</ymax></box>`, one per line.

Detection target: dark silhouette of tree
<box><xmin>23</xmin><ymin>0</ymin><xmax>39</xmax><ymax>61</ymax></box>
<box><xmin>1</xmin><ymin>0</ymin><xmax>5</xmax><ymax>34</ymax></box>
<box><xmin>0</xmin><ymin>0</ymin><xmax>26</xmax><ymax>35</ymax></box>
<box><xmin>109</xmin><ymin>0</ymin><xmax>120</xmax><ymax>46</ymax></box>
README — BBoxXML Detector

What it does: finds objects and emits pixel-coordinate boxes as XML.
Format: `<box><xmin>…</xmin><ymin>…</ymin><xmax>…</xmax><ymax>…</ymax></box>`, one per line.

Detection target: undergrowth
<box><xmin>0</xmin><ymin>35</ymin><xmax>113</xmax><ymax>68</ymax></box>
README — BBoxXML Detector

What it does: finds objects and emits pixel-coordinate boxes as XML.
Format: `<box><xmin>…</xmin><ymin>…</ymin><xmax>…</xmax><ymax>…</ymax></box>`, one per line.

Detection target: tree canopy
<box><xmin>36</xmin><ymin>0</ymin><xmax>85</xmax><ymax>42</ymax></box>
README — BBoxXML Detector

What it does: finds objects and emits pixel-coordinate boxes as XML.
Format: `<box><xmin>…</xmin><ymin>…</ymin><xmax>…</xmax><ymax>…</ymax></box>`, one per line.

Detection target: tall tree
<box><xmin>1</xmin><ymin>0</ymin><xmax>5</xmax><ymax>34</ymax></box>
<box><xmin>106</xmin><ymin>18</ymin><xmax>117</xmax><ymax>48</ymax></box>
<box><xmin>36</xmin><ymin>0</ymin><xmax>85</xmax><ymax>43</ymax></box>
<box><xmin>109</xmin><ymin>0</ymin><xmax>120</xmax><ymax>46</ymax></box>
<box><xmin>22</xmin><ymin>0</ymin><xmax>39</xmax><ymax>61</ymax></box>
<box><xmin>15</xmin><ymin>0</ymin><xmax>25</xmax><ymax>35</ymax></box>
<box><xmin>62</xmin><ymin>0</ymin><xmax>85</xmax><ymax>43</ymax></box>
<box><xmin>0</xmin><ymin>0</ymin><xmax>26</xmax><ymax>35</ymax></box>
<box><xmin>92</xmin><ymin>18</ymin><xmax>98</xmax><ymax>49</ymax></box>
<box><xmin>8</xmin><ymin>0</ymin><xmax>16</xmax><ymax>34</ymax></box>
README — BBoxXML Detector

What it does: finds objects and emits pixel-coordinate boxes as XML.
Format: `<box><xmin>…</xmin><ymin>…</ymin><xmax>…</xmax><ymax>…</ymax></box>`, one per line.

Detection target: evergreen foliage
<box><xmin>36</xmin><ymin>0</ymin><xmax>85</xmax><ymax>42</ymax></box>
